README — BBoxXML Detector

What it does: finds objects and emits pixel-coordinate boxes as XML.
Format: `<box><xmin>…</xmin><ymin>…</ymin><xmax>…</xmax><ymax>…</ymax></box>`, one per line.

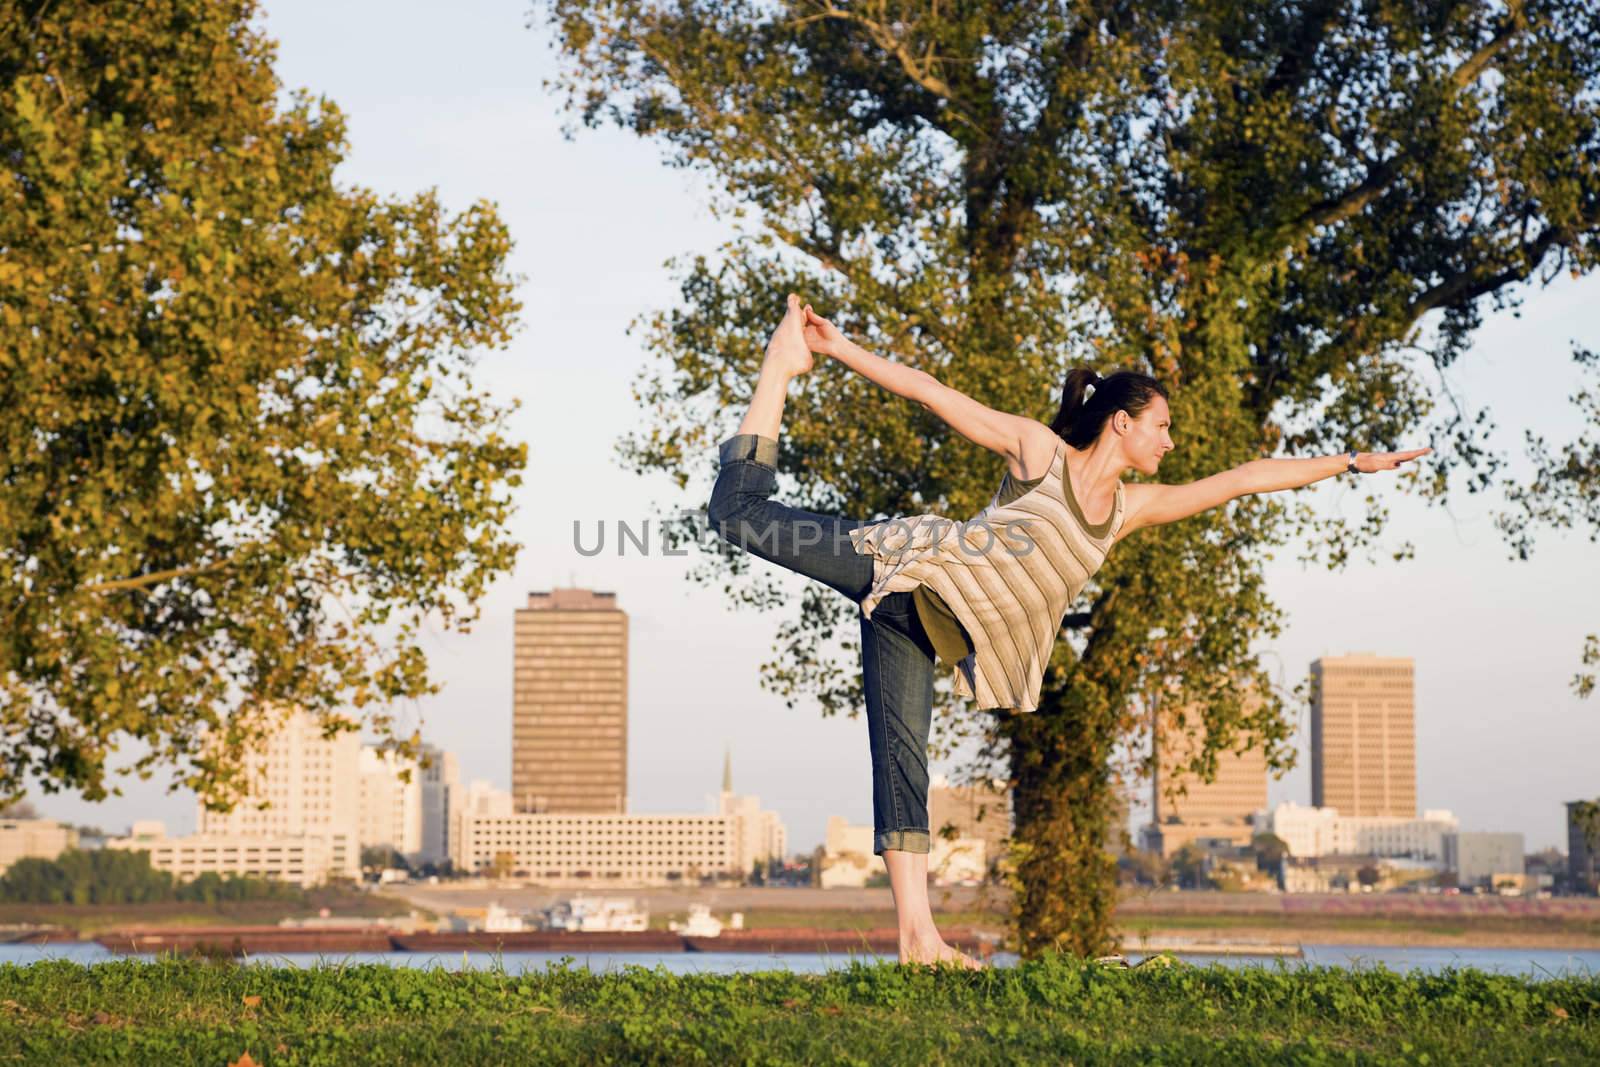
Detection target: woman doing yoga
<box><xmin>706</xmin><ymin>294</ymin><xmax>1430</xmax><ymax>968</ymax></box>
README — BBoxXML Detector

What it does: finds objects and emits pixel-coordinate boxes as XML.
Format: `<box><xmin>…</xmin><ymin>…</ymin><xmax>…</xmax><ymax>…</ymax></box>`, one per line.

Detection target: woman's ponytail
<box><xmin>1049</xmin><ymin>366</ymin><xmax>1168</xmax><ymax>449</ymax></box>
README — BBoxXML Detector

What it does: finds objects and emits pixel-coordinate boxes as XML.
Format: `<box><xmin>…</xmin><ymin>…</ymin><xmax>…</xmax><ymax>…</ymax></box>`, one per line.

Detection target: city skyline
<box><xmin>20</xmin><ymin>0</ymin><xmax>1599</xmax><ymax>855</ymax></box>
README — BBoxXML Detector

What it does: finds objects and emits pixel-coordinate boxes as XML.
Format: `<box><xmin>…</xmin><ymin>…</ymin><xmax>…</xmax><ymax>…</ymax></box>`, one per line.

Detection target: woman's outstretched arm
<box><xmin>802</xmin><ymin>305</ymin><xmax>1048</xmax><ymax>475</ymax></box>
<box><xmin>1117</xmin><ymin>448</ymin><xmax>1433</xmax><ymax>539</ymax></box>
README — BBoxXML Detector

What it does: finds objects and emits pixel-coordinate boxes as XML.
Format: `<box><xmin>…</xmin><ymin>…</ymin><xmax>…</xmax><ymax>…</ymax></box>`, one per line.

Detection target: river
<box><xmin>2</xmin><ymin>942</ymin><xmax>1597</xmax><ymax>979</ymax></box>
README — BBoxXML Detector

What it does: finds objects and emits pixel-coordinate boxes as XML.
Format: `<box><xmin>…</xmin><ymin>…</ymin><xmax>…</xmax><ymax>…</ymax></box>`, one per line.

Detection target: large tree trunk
<box><xmin>1003</xmin><ymin>701</ymin><xmax>1123</xmax><ymax>958</ymax></box>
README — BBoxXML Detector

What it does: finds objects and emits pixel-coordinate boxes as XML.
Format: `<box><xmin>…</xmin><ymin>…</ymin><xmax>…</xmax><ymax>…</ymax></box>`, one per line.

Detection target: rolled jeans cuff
<box><xmin>875</xmin><ymin>829</ymin><xmax>930</xmax><ymax>855</ymax></box>
<box><xmin>719</xmin><ymin>433</ymin><xmax>779</xmax><ymax>469</ymax></box>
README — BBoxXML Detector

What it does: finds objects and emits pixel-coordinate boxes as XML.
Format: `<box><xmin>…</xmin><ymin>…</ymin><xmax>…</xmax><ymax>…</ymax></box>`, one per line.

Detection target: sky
<box><xmin>31</xmin><ymin>0</ymin><xmax>1600</xmax><ymax>853</ymax></box>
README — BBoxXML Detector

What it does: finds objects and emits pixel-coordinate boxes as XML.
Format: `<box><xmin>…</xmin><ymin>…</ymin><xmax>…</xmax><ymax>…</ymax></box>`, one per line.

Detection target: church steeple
<box><xmin>722</xmin><ymin>745</ymin><xmax>732</xmax><ymax>794</ymax></box>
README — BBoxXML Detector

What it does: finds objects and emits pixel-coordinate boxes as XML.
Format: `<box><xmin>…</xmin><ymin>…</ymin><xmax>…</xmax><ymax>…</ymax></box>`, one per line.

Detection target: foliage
<box><xmin>1498</xmin><ymin>345</ymin><xmax>1600</xmax><ymax>697</ymax></box>
<box><xmin>0</xmin><ymin>848</ymin><xmax>299</xmax><ymax>905</ymax></box>
<box><xmin>543</xmin><ymin>0</ymin><xmax>1600</xmax><ymax>955</ymax></box>
<box><xmin>0</xmin><ymin>0</ymin><xmax>524</xmax><ymax>808</ymax></box>
<box><xmin>1251</xmin><ymin>833</ymin><xmax>1289</xmax><ymax>872</ymax></box>
<box><xmin>0</xmin><ymin>956</ymin><xmax>1595</xmax><ymax>1064</ymax></box>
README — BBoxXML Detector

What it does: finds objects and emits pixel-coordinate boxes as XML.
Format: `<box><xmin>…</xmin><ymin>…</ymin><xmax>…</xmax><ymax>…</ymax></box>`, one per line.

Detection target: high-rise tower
<box><xmin>1310</xmin><ymin>653</ymin><xmax>1417</xmax><ymax>818</ymax></box>
<box><xmin>511</xmin><ymin>588</ymin><xmax>628</xmax><ymax>813</ymax></box>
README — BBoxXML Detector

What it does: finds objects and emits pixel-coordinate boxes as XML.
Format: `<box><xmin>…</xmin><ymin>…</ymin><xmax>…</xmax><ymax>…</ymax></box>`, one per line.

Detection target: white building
<box><xmin>0</xmin><ymin>819</ymin><xmax>77</xmax><ymax>875</ymax></box>
<box><xmin>818</xmin><ymin>816</ymin><xmax>985</xmax><ymax>887</ymax></box>
<box><xmin>419</xmin><ymin>745</ymin><xmax>460</xmax><ymax>867</ymax></box>
<box><xmin>195</xmin><ymin>708</ymin><xmax>362</xmax><ymax>879</ymax></box>
<box><xmin>717</xmin><ymin>749</ymin><xmax>787</xmax><ymax>878</ymax></box>
<box><xmin>1254</xmin><ymin>802</ymin><xmax>1458</xmax><ymax>862</ymax></box>
<box><xmin>358</xmin><ymin>746</ymin><xmax>424</xmax><ymax>863</ymax></box>
<box><xmin>1444</xmin><ymin>831</ymin><xmax>1526</xmax><ymax>889</ymax></box>
<box><xmin>107</xmin><ymin>821</ymin><xmax>335</xmax><ymax>888</ymax></box>
<box><xmin>451</xmin><ymin>811</ymin><xmax>738</xmax><ymax>885</ymax></box>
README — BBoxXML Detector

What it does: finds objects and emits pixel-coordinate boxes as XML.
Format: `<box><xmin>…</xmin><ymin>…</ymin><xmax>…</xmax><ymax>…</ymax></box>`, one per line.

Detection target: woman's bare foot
<box><xmin>899</xmin><ymin>931</ymin><xmax>985</xmax><ymax>970</ymax></box>
<box><xmin>763</xmin><ymin>293</ymin><xmax>813</xmax><ymax>380</ymax></box>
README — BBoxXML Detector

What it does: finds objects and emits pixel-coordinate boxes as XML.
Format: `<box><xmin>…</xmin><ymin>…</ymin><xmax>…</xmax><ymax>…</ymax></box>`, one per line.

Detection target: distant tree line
<box><xmin>0</xmin><ymin>849</ymin><xmax>302</xmax><ymax>905</ymax></box>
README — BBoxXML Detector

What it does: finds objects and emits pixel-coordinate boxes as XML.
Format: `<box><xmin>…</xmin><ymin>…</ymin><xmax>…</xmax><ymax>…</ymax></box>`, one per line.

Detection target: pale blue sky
<box><xmin>33</xmin><ymin>0</ymin><xmax>1599</xmax><ymax>853</ymax></box>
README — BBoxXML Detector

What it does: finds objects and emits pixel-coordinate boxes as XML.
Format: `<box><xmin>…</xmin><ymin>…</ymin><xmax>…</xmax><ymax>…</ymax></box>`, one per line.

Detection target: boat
<box><xmin>539</xmin><ymin>896</ymin><xmax>649</xmax><ymax>933</ymax></box>
<box><xmin>482</xmin><ymin>903</ymin><xmax>526</xmax><ymax>933</ymax></box>
<box><xmin>668</xmin><ymin>903</ymin><xmax>725</xmax><ymax>937</ymax></box>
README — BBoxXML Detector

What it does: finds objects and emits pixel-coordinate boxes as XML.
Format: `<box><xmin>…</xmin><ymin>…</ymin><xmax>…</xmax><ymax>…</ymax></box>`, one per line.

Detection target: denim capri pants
<box><xmin>706</xmin><ymin>432</ymin><xmax>948</xmax><ymax>855</ymax></box>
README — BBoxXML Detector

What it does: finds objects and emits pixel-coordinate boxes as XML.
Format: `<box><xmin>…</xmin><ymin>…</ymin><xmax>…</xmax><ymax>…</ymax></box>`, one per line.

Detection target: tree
<box><xmin>0</xmin><ymin>1</ymin><xmax>523</xmax><ymax>808</ymax></box>
<box><xmin>1169</xmin><ymin>844</ymin><xmax>1213</xmax><ymax>891</ymax></box>
<box><xmin>1251</xmin><ymin>833</ymin><xmax>1290</xmax><ymax>872</ymax></box>
<box><xmin>489</xmin><ymin>851</ymin><xmax>517</xmax><ymax>880</ymax></box>
<box><xmin>0</xmin><ymin>799</ymin><xmax>38</xmax><ymax>819</ymax></box>
<box><xmin>1356</xmin><ymin>863</ymin><xmax>1382</xmax><ymax>888</ymax></box>
<box><xmin>545</xmin><ymin>0</ymin><xmax>1600</xmax><ymax>955</ymax></box>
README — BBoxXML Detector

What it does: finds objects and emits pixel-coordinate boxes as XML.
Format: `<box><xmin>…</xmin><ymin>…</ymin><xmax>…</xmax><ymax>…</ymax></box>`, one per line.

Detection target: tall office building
<box><xmin>1310</xmin><ymin>653</ymin><xmax>1417</xmax><ymax>818</ymax></box>
<box><xmin>1154</xmin><ymin>714</ymin><xmax>1269</xmax><ymax>825</ymax></box>
<box><xmin>1142</xmin><ymin>690</ymin><xmax>1270</xmax><ymax>856</ymax></box>
<box><xmin>512</xmin><ymin>588</ymin><xmax>628</xmax><ymax>814</ymax></box>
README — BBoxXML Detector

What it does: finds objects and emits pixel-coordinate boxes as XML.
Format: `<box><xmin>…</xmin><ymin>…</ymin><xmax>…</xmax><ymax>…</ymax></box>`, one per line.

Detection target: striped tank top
<box><xmin>848</xmin><ymin>439</ymin><xmax>1126</xmax><ymax>712</ymax></box>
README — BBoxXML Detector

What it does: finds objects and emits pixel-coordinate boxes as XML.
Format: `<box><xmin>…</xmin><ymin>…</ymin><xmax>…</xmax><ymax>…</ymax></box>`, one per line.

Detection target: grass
<box><xmin>0</xmin><ymin>954</ymin><xmax>1593</xmax><ymax>1064</ymax></box>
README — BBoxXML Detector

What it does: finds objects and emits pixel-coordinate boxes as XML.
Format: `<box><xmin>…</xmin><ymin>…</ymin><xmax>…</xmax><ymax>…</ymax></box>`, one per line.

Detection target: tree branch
<box><xmin>79</xmin><ymin>557</ymin><xmax>237</xmax><ymax>595</ymax></box>
<box><xmin>797</xmin><ymin>1</ymin><xmax>983</xmax><ymax>135</ymax></box>
<box><xmin>1286</xmin><ymin>3</ymin><xmax>1526</xmax><ymax>242</ymax></box>
<box><xmin>1407</xmin><ymin>227</ymin><xmax>1565</xmax><ymax>320</ymax></box>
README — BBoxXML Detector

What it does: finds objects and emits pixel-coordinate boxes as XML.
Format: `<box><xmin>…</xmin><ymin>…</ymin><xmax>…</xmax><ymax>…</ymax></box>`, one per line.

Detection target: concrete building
<box><xmin>1310</xmin><ymin>654</ymin><xmax>1417</xmax><ymax>817</ymax></box>
<box><xmin>819</xmin><ymin>818</ymin><xmax>876</xmax><ymax>889</ymax></box>
<box><xmin>818</xmin><ymin>816</ymin><xmax>985</xmax><ymax>888</ymax></box>
<box><xmin>929</xmin><ymin>776</ymin><xmax>1011</xmax><ymax>869</ymax></box>
<box><xmin>451</xmin><ymin>812</ymin><xmax>737</xmax><ymax>885</ymax></box>
<box><xmin>1443</xmin><ymin>831</ymin><xmax>1526</xmax><ymax>890</ymax></box>
<box><xmin>195</xmin><ymin>707</ymin><xmax>361</xmax><ymax>879</ymax></box>
<box><xmin>0</xmin><ymin>818</ymin><xmax>77</xmax><ymax>875</ymax></box>
<box><xmin>717</xmin><ymin>749</ymin><xmax>788</xmax><ymax>877</ymax></box>
<box><xmin>357</xmin><ymin>747</ymin><xmax>424</xmax><ymax>863</ymax></box>
<box><xmin>1142</xmin><ymin>697</ymin><xmax>1269</xmax><ymax>857</ymax></box>
<box><xmin>419</xmin><ymin>745</ymin><xmax>460</xmax><ymax>867</ymax></box>
<box><xmin>1567</xmin><ymin>801</ymin><xmax>1599</xmax><ymax>893</ymax></box>
<box><xmin>513</xmin><ymin>588</ymin><xmax>628</xmax><ymax>814</ymax></box>
<box><xmin>107</xmin><ymin>822</ymin><xmax>335</xmax><ymax>888</ymax></box>
<box><xmin>1255</xmin><ymin>802</ymin><xmax>1457</xmax><ymax>862</ymax></box>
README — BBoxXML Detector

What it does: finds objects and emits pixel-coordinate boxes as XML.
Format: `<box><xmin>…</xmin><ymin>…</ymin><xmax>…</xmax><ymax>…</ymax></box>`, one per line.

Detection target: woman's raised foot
<box><xmin>763</xmin><ymin>293</ymin><xmax>814</xmax><ymax>380</ymax></box>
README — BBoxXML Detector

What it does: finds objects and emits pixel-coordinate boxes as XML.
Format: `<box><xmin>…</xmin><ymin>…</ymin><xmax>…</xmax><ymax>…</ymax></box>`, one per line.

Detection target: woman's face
<box><xmin>1119</xmin><ymin>395</ymin><xmax>1175</xmax><ymax>477</ymax></box>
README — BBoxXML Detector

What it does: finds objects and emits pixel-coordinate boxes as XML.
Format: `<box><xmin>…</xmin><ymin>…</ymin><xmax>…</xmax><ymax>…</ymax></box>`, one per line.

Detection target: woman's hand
<box><xmin>1354</xmin><ymin>447</ymin><xmax>1432</xmax><ymax>472</ymax></box>
<box><xmin>802</xmin><ymin>304</ymin><xmax>849</xmax><ymax>357</ymax></box>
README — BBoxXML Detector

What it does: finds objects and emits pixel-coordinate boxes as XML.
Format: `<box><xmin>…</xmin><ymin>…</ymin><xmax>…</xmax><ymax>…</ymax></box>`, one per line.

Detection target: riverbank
<box><xmin>0</xmin><ymin>956</ymin><xmax>1592</xmax><ymax>1064</ymax></box>
<box><xmin>387</xmin><ymin>885</ymin><xmax>1600</xmax><ymax>950</ymax></box>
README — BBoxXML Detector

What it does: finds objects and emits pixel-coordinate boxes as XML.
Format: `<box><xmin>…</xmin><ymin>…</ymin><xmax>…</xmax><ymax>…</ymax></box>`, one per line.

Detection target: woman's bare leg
<box><xmin>736</xmin><ymin>294</ymin><xmax>813</xmax><ymax>440</ymax></box>
<box><xmin>883</xmin><ymin>849</ymin><xmax>983</xmax><ymax>969</ymax></box>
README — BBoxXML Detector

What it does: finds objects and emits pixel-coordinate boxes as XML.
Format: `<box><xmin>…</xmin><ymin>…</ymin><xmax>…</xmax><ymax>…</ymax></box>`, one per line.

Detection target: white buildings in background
<box><xmin>106</xmin><ymin>820</ymin><xmax>336</xmax><ymax>888</ymax></box>
<box><xmin>358</xmin><ymin>747</ymin><xmax>424</xmax><ymax>864</ymax></box>
<box><xmin>451</xmin><ymin>811</ymin><xmax>738</xmax><ymax>883</ymax></box>
<box><xmin>1444</xmin><ymin>831</ymin><xmax>1526</xmax><ymax>889</ymax></box>
<box><xmin>191</xmin><ymin>708</ymin><xmax>363</xmax><ymax>879</ymax></box>
<box><xmin>718</xmin><ymin>749</ymin><xmax>787</xmax><ymax>876</ymax></box>
<box><xmin>445</xmin><ymin>755</ymin><xmax>790</xmax><ymax>886</ymax></box>
<box><xmin>818</xmin><ymin>815</ymin><xmax>986</xmax><ymax>888</ymax></box>
<box><xmin>1254</xmin><ymin>802</ymin><xmax>1459</xmax><ymax>862</ymax></box>
<box><xmin>0</xmin><ymin>818</ymin><xmax>77</xmax><ymax>875</ymax></box>
<box><xmin>108</xmin><ymin>709</ymin><xmax>467</xmax><ymax>885</ymax></box>
<box><xmin>419</xmin><ymin>745</ymin><xmax>460</xmax><ymax>867</ymax></box>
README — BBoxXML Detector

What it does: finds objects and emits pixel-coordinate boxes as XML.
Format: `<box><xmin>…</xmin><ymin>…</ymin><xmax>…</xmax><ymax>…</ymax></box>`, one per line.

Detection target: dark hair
<box><xmin>1048</xmin><ymin>368</ymin><xmax>1169</xmax><ymax>449</ymax></box>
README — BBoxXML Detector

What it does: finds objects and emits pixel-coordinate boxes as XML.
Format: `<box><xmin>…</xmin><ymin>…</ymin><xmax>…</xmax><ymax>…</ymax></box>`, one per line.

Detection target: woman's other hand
<box><xmin>802</xmin><ymin>304</ymin><xmax>848</xmax><ymax>357</ymax></box>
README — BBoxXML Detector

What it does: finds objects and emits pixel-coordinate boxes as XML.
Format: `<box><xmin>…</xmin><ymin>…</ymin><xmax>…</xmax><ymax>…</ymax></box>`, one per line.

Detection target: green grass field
<box><xmin>0</xmin><ymin>955</ymin><xmax>1594</xmax><ymax>1065</ymax></box>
